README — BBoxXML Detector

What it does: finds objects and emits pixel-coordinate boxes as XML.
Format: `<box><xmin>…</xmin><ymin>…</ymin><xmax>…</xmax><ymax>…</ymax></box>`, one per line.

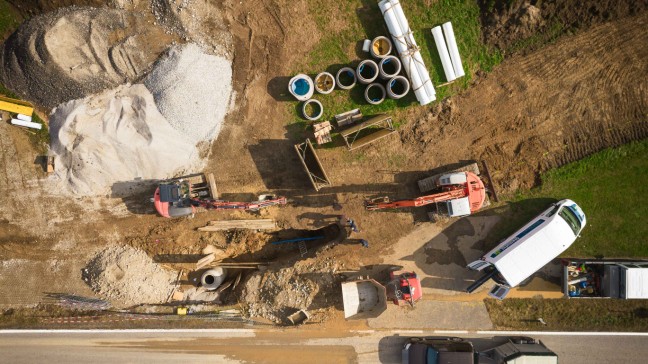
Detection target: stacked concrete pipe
<box><xmin>336</xmin><ymin>67</ymin><xmax>357</xmax><ymax>90</ymax></box>
<box><xmin>356</xmin><ymin>60</ymin><xmax>379</xmax><ymax>85</ymax></box>
<box><xmin>386</xmin><ymin>75</ymin><xmax>410</xmax><ymax>99</ymax></box>
<box><xmin>364</xmin><ymin>83</ymin><xmax>386</xmax><ymax>105</ymax></box>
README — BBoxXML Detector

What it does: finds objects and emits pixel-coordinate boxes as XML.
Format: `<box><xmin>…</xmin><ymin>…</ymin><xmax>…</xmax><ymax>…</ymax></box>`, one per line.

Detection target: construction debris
<box><xmin>84</xmin><ymin>246</ymin><xmax>177</xmax><ymax>307</ymax></box>
<box><xmin>198</xmin><ymin>219</ymin><xmax>277</xmax><ymax>231</ymax></box>
<box><xmin>334</xmin><ymin>108</ymin><xmax>362</xmax><ymax>128</ymax></box>
<box><xmin>313</xmin><ymin>121</ymin><xmax>333</xmax><ymax>145</ymax></box>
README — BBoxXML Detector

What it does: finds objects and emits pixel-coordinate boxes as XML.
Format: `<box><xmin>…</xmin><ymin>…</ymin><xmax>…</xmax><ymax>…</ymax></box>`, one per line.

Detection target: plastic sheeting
<box><xmin>379</xmin><ymin>0</ymin><xmax>435</xmax><ymax>105</ymax></box>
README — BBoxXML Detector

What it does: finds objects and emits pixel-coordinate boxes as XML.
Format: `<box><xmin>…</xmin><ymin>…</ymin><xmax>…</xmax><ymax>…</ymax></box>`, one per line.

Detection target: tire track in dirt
<box><xmin>402</xmin><ymin>13</ymin><xmax>648</xmax><ymax>192</ymax></box>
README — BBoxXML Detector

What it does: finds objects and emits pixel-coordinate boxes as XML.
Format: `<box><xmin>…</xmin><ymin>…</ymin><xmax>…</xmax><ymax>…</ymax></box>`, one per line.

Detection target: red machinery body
<box><xmin>389</xmin><ymin>271</ymin><xmax>423</xmax><ymax>306</ymax></box>
<box><xmin>153</xmin><ymin>173</ymin><xmax>287</xmax><ymax>218</ymax></box>
<box><xmin>365</xmin><ymin>171</ymin><xmax>486</xmax><ymax>214</ymax></box>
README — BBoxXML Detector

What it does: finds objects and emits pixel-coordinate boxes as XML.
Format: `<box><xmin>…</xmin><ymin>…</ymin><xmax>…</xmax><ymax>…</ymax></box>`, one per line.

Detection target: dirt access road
<box><xmin>0</xmin><ymin>0</ymin><xmax>646</xmax><ymax>325</ymax></box>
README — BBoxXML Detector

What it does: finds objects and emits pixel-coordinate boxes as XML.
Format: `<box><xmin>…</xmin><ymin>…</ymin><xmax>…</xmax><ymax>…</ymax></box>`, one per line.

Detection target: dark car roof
<box><xmin>408</xmin><ymin>343</ymin><xmax>475</xmax><ymax>364</ymax></box>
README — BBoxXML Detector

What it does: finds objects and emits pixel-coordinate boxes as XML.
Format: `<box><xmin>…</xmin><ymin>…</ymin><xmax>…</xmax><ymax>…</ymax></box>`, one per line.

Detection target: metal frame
<box><xmin>294</xmin><ymin>139</ymin><xmax>331</xmax><ymax>191</ymax></box>
<box><xmin>339</xmin><ymin>114</ymin><xmax>396</xmax><ymax>151</ymax></box>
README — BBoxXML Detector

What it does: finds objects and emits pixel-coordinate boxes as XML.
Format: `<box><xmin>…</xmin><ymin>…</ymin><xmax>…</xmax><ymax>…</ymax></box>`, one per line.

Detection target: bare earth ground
<box><xmin>0</xmin><ymin>0</ymin><xmax>646</xmax><ymax>328</ymax></box>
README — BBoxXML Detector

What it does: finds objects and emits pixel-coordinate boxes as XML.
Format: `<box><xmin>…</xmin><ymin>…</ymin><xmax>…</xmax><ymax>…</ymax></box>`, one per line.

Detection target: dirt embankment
<box><xmin>479</xmin><ymin>0</ymin><xmax>647</xmax><ymax>52</ymax></box>
<box><xmin>402</xmin><ymin>12</ymin><xmax>648</xmax><ymax>192</ymax></box>
<box><xmin>0</xmin><ymin>6</ymin><xmax>174</xmax><ymax>110</ymax></box>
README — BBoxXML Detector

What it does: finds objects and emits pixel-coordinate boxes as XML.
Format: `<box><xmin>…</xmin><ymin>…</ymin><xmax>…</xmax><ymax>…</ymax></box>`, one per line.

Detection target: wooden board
<box><xmin>198</xmin><ymin>219</ymin><xmax>276</xmax><ymax>231</ymax></box>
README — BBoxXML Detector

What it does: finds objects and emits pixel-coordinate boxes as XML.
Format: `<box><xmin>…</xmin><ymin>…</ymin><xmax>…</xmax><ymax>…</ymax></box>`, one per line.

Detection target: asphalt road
<box><xmin>1</xmin><ymin>329</ymin><xmax>647</xmax><ymax>363</ymax></box>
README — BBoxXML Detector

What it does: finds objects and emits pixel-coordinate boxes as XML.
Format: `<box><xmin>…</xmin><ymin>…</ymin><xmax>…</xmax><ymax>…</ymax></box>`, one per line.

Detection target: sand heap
<box><xmin>84</xmin><ymin>245</ymin><xmax>176</xmax><ymax>306</ymax></box>
<box><xmin>49</xmin><ymin>43</ymin><xmax>232</xmax><ymax>196</ymax></box>
<box><xmin>145</xmin><ymin>43</ymin><xmax>232</xmax><ymax>141</ymax></box>
<box><xmin>49</xmin><ymin>84</ymin><xmax>202</xmax><ymax>196</ymax></box>
<box><xmin>0</xmin><ymin>7</ymin><xmax>172</xmax><ymax>110</ymax></box>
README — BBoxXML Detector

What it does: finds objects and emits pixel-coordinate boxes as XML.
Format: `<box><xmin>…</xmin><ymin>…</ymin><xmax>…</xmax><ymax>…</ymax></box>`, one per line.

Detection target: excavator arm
<box><xmin>365</xmin><ymin>188</ymin><xmax>466</xmax><ymax>211</ymax></box>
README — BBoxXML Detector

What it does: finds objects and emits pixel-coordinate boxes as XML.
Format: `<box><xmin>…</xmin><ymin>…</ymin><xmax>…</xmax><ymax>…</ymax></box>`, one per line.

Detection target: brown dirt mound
<box><xmin>480</xmin><ymin>0</ymin><xmax>647</xmax><ymax>51</ymax></box>
<box><xmin>0</xmin><ymin>6</ymin><xmax>173</xmax><ymax>109</ymax></box>
<box><xmin>402</xmin><ymin>13</ymin><xmax>648</xmax><ymax>192</ymax></box>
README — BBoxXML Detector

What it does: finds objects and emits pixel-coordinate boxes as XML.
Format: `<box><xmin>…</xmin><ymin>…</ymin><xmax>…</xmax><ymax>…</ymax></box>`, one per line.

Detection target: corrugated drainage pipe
<box><xmin>201</xmin><ymin>267</ymin><xmax>227</xmax><ymax>291</ymax></box>
<box><xmin>386</xmin><ymin>76</ymin><xmax>410</xmax><ymax>99</ymax></box>
<box><xmin>379</xmin><ymin>55</ymin><xmax>401</xmax><ymax>79</ymax></box>
<box><xmin>302</xmin><ymin>99</ymin><xmax>323</xmax><ymax>121</ymax></box>
<box><xmin>288</xmin><ymin>74</ymin><xmax>314</xmax><ymax>101</ymax></box>
<box><xmin>336</xmin><ymin>67</ymin><xmax>357</xmax><ymax>90</ymax></box>
<box><xmin>356</xmin><ymin>60</ymin><xmax>379</xmax><ymax>85</ymax></box>
<box><xmin>314</xmin><ymin>72</ymin><xmax>336</xmax><ymax>94</ymax></box>
<box><xmin>370</xmin><ymin>36</ymin><xmax>392</xmax><ymax>58</ymax></box>
<box><xmin>364</xmin><ymin>83</ymin><xmax>386</xmax><ymax>105</ymax></box>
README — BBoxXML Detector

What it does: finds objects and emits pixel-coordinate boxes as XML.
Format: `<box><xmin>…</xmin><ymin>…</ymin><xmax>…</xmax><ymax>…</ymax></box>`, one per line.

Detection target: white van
<box><xmin>466</xmin><ymin>199</ymin><xmax>586</xmax><ymax>299</ymax></box>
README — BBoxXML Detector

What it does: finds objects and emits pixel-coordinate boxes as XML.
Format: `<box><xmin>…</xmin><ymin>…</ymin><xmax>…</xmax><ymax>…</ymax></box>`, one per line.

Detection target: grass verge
<box><xmin>485</xmin><ymin>139</ymin><xmax>648</xmax><ymax>258</ymax></box>
<box><xmin>0</xmin><ymin>0</ymin><xmax>20</xmax><ymax>38</ymax></box>
<box><xmin>289</xmin><ymin>0</ymin><xmax>502</xmax><ymax>133</ymax></box>
<box><xmin>485</xmin><ymin>298</ymin><xmax>648</xmax><ymax>332</ymax></box>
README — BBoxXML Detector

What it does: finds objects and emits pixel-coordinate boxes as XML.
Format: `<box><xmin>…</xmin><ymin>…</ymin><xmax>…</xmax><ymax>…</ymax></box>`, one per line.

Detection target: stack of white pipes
<box><xmin>10</xmin><ymin>113</ymin><xmax>41</xmax><ymax>130</ymax></box>
<box><xmin>378</xmin><ymin>0</ymin><xmax>436</xmax><ymax>105</ymax></box>
<box><xmin>431</xmin><ymin>22</ymin><xmax>465</xmax><ymax>82</ymax></box>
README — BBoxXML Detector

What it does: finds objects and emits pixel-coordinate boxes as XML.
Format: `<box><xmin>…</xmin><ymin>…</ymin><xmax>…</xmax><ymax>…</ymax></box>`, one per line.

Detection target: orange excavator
<box><xmin>365</xmin><ymin>162</ymin><xmax>494</xmax><ymax>218</ymax></box>
<box><xmin>154</xmin><ymin>173</ymin><xmax>287</xmax><ymax>218</ymax></box>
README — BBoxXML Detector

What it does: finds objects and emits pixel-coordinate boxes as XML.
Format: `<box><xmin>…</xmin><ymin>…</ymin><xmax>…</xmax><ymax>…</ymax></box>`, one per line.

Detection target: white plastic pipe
<box><xmin>442</xmin><ymin>22</ymin><xmax>465</xmax><ymax>78</ymax></box>
<box><xmin>11</xmin><ymin>118</ymin><xmax>42</xmax><ymax>130</ymax></box>
<box><xmin>431</xmin><ymin>26</ymin><xmax>456</xmax><ymax>82</ymax></box>
<box><xmin>16</xmin><ymin>114</ymin><xmax>33</xmax><ymax>122</ymax></box>
<box><xmin>379</xmin><ymin>0</ymin><xmax>435</xmax><ymax>105</ymax></box>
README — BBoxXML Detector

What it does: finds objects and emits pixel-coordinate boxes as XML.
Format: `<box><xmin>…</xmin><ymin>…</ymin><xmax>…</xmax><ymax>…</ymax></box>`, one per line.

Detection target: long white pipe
<box><xmin>431</xmin><ymin>26</ymin><xmax>456</xmax><ymax>82</ymax></box>
<box><xmin>442</xmin><ymin>22</ymin><xmax>465</xmax><ymax>78</ymax></box>
<box><xmin>11</xmin><ymin>118</ymin><xmax>42</xmax><ymax>130</ymax></box>
<box><xmin>17</xmin><ymin>114</ymin><xmax>32</xmax><ymax>122</ymax></box>
<box><xmin>379</xmin><ymin>0</ymin><xmax>435</xmax><ymax>105</ymax></box>
<box><xmin>390</xmin><ymin>1</ymin><xmax>436</xmax><ymax>98</ymax></box>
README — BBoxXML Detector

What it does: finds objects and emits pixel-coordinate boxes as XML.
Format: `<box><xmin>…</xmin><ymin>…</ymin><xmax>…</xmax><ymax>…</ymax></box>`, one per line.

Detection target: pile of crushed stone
<box><xmin>49</xmin><ymin>83</ymin><xmax>203</xmax><ymax>196</ymax></box>
<box><xmin>0</xmin><ymin>7</ymin><xmax>172</xmax><ymax>110</ymax></box>
<box><xmin>145</xmin><ymin>43</ymin><xmax>232</xmax><ymax>141</ymax></box>
<box><xmin>84</xmin><ymin>245</ymin><xmax>176</xmax><ymax>306</ymax></box>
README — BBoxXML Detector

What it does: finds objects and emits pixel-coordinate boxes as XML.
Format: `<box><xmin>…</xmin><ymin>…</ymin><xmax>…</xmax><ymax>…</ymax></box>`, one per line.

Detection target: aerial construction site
<box><xmin>0</xmin><ymin>0</ymin><xmax>647</xmax><ymax>362</ymax></box>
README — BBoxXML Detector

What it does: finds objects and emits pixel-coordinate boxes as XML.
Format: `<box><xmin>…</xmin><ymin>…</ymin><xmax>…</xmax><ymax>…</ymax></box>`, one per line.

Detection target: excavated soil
<box><xmin>0</xmin><ymin>0</ymin><xmax>646</xmax><ymax>327</ymax></box>
<box><xmin>401</xmin><ymin>13</ymin><xmax>648</xmax><ymax>192</ymax></box>
<box><xmin>479</xmin><ymin>0</ymin><xmax>647</xmax><ymax>51</ymax></box>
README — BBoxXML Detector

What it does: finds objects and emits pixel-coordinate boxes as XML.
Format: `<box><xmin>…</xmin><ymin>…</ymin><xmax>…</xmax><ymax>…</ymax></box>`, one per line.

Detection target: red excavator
<box><xmin>365</xmin><ymin>162</ymin><xmax>495</xmax><ymax>219</ymax></box>
<box><xmin>154</xmin><ymin>173</ymin><xmax>287</xmax><ymax>218</ymax></box>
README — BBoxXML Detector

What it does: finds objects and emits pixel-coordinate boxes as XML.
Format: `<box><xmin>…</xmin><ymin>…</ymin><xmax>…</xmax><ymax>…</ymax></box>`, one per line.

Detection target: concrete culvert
<box><xmin>364</xmin><ymin>83</ymin><xmax>386</xmax><ymax>105</ymax></box>
<box><xmin>302</xmin><ymin>99</ymin><xmax>323</xmax><ymax>121</ymax></box>
<box><xmin>379</xmin><ymin>55</ymin><xmax>401</xmax><ymax>79</ymax></box>
<box><xmin>386</xmin><ymin>76</ymin><xmax>410</xmax><ymax>99</ymax></box>
<box><xmin>201</xmin><ymin>267</ymin><xmax>227</xmax><ymax>290</ymax></box>
<box><xmin>370</xmin><ymin>36</ymin><xmax>392</xmax><ymax>58</ymax></box>
<box><xmin>314</xmin><ymin>72</ymin><xmax>335</xmax><ymax>94</ymax></box>
<box><xmin>336</xmin><ymin>67</ymin><xmax>357</xmax><ymax>90</ymax></box>
<box><xmin>356</xmin><ymin>60</ymin><xmax>379</xmax><ymax>85</ymax></box>
<box><xmin>288</xmin><ymin>74</ymin><xmax>314</xmax><ymax>101</ymax></box>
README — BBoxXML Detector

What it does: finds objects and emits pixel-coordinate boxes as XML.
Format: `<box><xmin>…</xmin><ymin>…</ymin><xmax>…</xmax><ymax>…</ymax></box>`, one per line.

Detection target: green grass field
<box><xmin>0</xmin><ymin>0</ymin><xmax>20</xmax><ymax>37</ymax></box>
<box><xmin>289</xmin><ymin>0</ymin><xmax>502</xmax><ymax>130</ymax></box>
<box><xmin>486</xmin><ymin>139</ymin><xmax>648</xmax><ymax>258</ymax></box>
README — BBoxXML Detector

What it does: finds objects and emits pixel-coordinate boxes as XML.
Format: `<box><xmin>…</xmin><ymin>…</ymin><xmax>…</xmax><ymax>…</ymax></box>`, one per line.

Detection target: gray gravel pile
<box><xmin>145</xmin><ymin>43</ymin><xmax>232</xmax><ymax>142</ymax></box>
<box><xmin>84</xmin><ymin>246</ymin><xmax>176</xmax><ymax>306</ymax></box>
<box><xmin>0</xmin><ymin>7</ymin><xmax>171</xmax><ymax>110</ymax></box>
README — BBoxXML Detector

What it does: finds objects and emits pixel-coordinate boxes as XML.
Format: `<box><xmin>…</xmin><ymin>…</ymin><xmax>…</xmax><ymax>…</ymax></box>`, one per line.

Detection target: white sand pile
<box><xmin>49</xmin><ymin>84</ymin><xmax>203</xmax><ymax>196</ymax></box>
<box><xmin>0</xmin><ymin>7</ymin><xmax>172</xmax><ymax>110</ymax></box>
<box><xmin>85</xmin><ymin>245</ymin><xmax>176</xmax><ymax>306</ymax></box>
<box><xmin>145</xmin><ymin>43</ymin><xmax>232</xmax><ymax>141</ymax></box>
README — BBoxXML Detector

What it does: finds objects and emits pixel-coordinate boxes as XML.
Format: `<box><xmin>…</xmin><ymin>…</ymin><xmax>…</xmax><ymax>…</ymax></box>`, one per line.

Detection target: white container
<box><xmin>16</xmin><ymin>114</ymin><xmax>33</xmax><ymax>122</ymax></box>
<box><xmin>362</xmin><ymin>39</ymin><xmax>371</xmax><ymax>52</ymax></box>
<box><xmin>431</xmin><ymin>26</ymin><xmax>456</xmax><ymax>82</ymax></box>
<box><xmin>11</xmin><ymin>118</ymin><xmax>42</xmax><ymax>130</ymax></box>
<box><xmin>442</xmin><ymin>22</ymin><xmax>465</xmax><ymax>78</ymax></box>
<box><xmin>288</xmin><ymin>74</ymin><xmax>314</xmax><ymax>101</ymax></box>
